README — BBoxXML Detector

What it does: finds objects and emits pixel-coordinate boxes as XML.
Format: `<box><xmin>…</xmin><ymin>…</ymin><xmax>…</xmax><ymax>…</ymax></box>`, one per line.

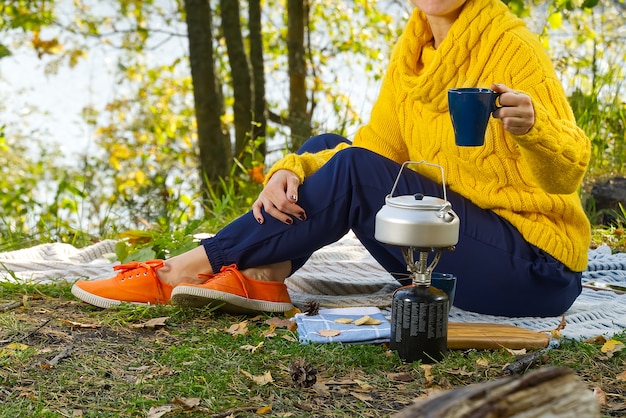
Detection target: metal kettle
<box><xmin>375</xmin><ymin>161</ymin><xmax>460</xmax><ymax>249</ymax></box>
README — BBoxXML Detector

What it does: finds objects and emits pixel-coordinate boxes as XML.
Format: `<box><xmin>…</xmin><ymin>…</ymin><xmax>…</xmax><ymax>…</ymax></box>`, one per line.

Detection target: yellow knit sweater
<box><xmin>266</xmin><ymin>0</ymin><xmax>591</xmax><ymax>272</ymax></box>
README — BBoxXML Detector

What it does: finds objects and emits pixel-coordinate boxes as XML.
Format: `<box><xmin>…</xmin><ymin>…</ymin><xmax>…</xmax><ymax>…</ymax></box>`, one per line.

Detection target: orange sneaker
<box><xmin>170</xmin><ymin>264</ymin><xmax>293</xmax><ymax>314</ymax></box>
<box><xmin>71</xmin><ymin>260</ymin><xmax>172</xmax><ymax>308</ymax></box>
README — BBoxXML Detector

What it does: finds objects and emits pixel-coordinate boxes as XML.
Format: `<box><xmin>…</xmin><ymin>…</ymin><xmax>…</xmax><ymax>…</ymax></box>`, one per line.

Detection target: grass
<box><xmin>1</xmin><ymin>281</ymin><xmax>625</xmax><ymax>417</ymax></box>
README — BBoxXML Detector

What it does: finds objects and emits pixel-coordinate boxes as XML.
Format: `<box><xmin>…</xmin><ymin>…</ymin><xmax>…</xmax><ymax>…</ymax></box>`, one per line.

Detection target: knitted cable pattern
<box><xmin>398</xmin><ymin>0</ymin><xmax>524</xmax><ymax>112</ymax></box>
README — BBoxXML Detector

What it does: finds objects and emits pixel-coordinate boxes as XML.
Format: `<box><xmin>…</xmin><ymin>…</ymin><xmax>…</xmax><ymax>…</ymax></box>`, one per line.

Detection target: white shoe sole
<box><xmin>71</xmin><ymin>284</ymin><xmax>149</xmax><ymax>309</ymax></box>
<box><xmin>171</xmin><ymin>286</ymin><xmax>294</xmax><ymax>314</ymax></box>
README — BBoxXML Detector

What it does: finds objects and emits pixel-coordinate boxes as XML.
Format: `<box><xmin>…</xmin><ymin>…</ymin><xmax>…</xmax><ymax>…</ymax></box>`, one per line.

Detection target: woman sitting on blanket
<box><xmin>72</xmin><ymin>0</ymin><xmax>591</xmax><ymax>317</ymax></box>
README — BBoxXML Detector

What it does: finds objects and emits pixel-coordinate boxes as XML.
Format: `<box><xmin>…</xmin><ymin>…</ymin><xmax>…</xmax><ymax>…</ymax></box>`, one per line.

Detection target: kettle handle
<box><xmin>388</xmin><ymin>160</ymin><xmax>448</xmax><ymax>202</ymax></box>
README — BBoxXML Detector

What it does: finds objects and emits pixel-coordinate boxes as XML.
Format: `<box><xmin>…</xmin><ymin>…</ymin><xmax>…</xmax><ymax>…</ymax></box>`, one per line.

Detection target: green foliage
<box><xmin>0</xmin><ymin>122</ymin><xmax>98</xmax><ymax>251</ymax></box>
<box><xmin>113</xmin><ymin>219</ymin><xmax>202</xmax><ymax>263</ymax></box>
<box><xmin>0</xmin><ymin>0</ymin><xmax>624</xmax><ymax>254</ymax></box>
<box><xmin>0</xmin><ymin>0</ymin><xmax>55</xmax><ymax>32</ymax></box>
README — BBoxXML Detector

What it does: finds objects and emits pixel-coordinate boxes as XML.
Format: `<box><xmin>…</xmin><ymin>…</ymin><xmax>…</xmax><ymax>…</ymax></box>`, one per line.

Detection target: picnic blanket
<box><xmin>1</xmin><ymin>233</ymin><xmax>625</xmax><ymax>341</ymax></box>
<box><xmin>294</xmin><ymin>307</ymin><xmax>391</xmax><ymax>344</ymax></box>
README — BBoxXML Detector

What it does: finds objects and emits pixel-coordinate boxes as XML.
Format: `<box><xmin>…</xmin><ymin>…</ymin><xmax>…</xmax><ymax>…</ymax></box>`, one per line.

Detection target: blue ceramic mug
<box><xmin>430</xmin><ymin>272</ymin><xmax>457</xmax><ymax>310</ymax></box>
<box><xmin>448</xmin><ymin>88</ymin><xmax>501</xmax><ymax>146</ymax></box>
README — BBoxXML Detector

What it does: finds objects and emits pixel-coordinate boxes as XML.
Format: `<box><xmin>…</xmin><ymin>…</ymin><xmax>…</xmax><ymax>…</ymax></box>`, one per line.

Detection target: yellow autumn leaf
<box><xmin>109</xmin><ymin>155</ymin><xmax>121</xmax><ymax>170</ymax></box>
<box><xmin>284</xmin><ymin>307</ymin><xmax>301</xmax><ymax>318</ymax></box>
<box><xmin>0</xmin><ymin>342</ymin><xmax>29</xmax><ymax>357</ymax></box>
<box><xmin>262</xmin><ymin>323</ymin><xmax>277</xmax><ymax>338</ymax></box>
<box><xmin>601</xmin><ymin>339</ymin><xmax>625</xmax><ymax>354</ymax></box>
<box><xmin>547</xmin><ymin>12</ymin><xmax>563</xmax><ymax>30</ymax></box>
<box><xmin>133</xmin><ymin>170</ymin><xmax>147</xmax><ymax>186</ymax></box>
<box><xmin>256</xmin><ymin>405</ymin><xmax>273</xmax><ymax>414</ymax></box>
<box><xmin>110</xmin><ymin>143</ymin><xmax>132</xmax><ymax>160</ymax></box>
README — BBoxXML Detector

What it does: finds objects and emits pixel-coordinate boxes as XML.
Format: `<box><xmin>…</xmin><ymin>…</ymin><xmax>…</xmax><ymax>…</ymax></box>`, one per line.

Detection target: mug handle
<box><xmin>491</xmin><ymin>92</ymin><xmax>503</xmax><ymax>113</ymax></box>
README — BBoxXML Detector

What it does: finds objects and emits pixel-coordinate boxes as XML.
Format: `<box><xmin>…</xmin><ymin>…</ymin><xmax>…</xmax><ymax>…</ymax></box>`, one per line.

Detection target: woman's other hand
<box><xmin>252</xmin><ymin>169</ymin><xmax>306</xmax><ymax>225</ymax></box>
<box><xmin>491</xmin><ymin>83</ymin><xmax>535</xmax><ymax>136</ymax></box>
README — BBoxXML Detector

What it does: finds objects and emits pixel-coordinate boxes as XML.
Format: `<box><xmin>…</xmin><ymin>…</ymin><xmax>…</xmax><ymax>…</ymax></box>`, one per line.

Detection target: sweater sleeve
<box><xmin>263</xmin><ymin>142</ymin><xmax>351</xmax><ymax>185</ymax></box>
<box><xmin>515</xmin><ymin>105</ymin><xmax>590</xmax><ymax>194</ymax></box>
<box><xmin>507</xmin><ymin>46</ymin><xmax>591</xmax><ymax>195</ymax></box>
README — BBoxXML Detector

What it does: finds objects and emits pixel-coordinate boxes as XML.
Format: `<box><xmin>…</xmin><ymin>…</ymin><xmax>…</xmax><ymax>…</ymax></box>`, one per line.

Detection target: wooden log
<box><xmin>392</xmin><ymin>367</ymin><xmax>600</xmax><ymax>418</ymax></box>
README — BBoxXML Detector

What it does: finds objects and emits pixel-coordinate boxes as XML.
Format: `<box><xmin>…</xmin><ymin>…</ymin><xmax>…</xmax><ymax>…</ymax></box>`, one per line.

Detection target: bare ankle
<box><xmin>242</xmin><ymin>261</ymin><xmax>291</xmax><ymax>283</ymax></box>
<box><xmin>156</xmin><ymin>246</ymin><xmax>214</xmax><ymax>286</ymax></box>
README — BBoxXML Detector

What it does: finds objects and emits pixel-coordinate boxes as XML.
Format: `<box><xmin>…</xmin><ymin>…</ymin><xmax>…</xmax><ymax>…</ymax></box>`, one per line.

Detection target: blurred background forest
<box><xmin>0</xmin><ymin>0</ymin><xmax>624</xmax><ymax>260</ymax></box>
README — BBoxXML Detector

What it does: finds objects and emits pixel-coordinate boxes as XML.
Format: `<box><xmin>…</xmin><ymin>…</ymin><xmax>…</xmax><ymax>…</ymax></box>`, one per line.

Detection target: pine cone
<box><xmin>289</xmin><ymin>357</ymin><xmax>317</xmax><ymax>388</ymax></box>
<box><xmin>303</xmin><ymin>299</ymin><xmax>320</xmax><ymax>316</ymax></box>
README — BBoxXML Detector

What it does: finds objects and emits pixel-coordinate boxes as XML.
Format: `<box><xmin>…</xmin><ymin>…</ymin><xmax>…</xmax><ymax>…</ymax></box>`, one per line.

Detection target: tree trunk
<box><xmin>287</xmin><ymin>0</ymin><xmax>311</xmax><ymax>150</ymax></box>
<box><xmin>183</xmin><ymin>0</ymin><xmax>231</xmax><ymax>196</ymax></box>
<box><xmin>220</xmin><ymin>0</ymin><xmax>252</xmax><ymax>157</ymax></box>
<box><xmin>248</xmin><ymin>0</ymin><xmax>267</xmax><ymax>156</ymax></box>
<box><xmin>392</xmin><ymin>367</ymin><xmax>600</xmax><ymax>418</ymax></box>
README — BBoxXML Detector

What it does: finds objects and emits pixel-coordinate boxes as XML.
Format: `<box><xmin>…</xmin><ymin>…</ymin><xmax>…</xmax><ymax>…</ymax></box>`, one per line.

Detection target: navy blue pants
<box><xmin>202</xmin><ymin>134</ymin><xmax>582</xmax><ymax>317</ymax></box>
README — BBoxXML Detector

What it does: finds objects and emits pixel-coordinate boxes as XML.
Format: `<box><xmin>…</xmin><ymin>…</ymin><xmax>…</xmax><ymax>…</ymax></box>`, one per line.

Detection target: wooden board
<box><xmin>447</xmin><ymin>322</ymin><xmax>550</xmax><ymax>349</ymax></box>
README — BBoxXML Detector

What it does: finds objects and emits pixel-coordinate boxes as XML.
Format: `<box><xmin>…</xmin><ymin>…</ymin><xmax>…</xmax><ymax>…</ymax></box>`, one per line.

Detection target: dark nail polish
<box><xmin>298</xmin><ymin>212</ymin><xmax>307</xmax><ymax>221</ymax></box>
<box><xmin>257</xmin><ymin>217</ymin><xmax>264</xmax><ymax>224</ymax></box>
<box><xmin>285</xmin><ymin>218</ymin><xmax>293</xmax><ymax>225</ymax></box>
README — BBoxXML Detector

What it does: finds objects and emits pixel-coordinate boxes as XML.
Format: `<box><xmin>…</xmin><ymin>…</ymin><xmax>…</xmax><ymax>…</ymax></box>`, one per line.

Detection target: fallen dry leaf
<box><xmin>601</xmin><ymin>339</ymin><xmax>625</xmax><ymax>355</ymax></box>
<box><xmin>351</xmin><ymin>391</ymin><xmax>373</xmax><ymax>402</ymax></box>
<box><xmin>583</xmin><ymin>335</ymin><xmax>607</xmax><ymax>344</ymax></box>
<box><xmin>256</xmin><ymin>405</ymin><xmax>273</xmax><ymax>414</ymax></box>
<box><xmin>334</xmin><ymin>318</ymin><xmax>354</xmax><ymax>324</ymax></box>
<box><xmin>131</xmin><ymin>316</ymin><xmax>169</xmax><ymax>329</ymax></box>
<box><xmin>284</xmin><ymin>307</ymin><xmax>301</xmax><ymax>318</ymax></box>
<box><xmin>539</xmin><ymin>315</ymin><xmax>566</xmax><ymax>338</ymax></box>
<box><xmin>505</xmin><ymin>347</ymin><xmax>527</xmax><ymax>356</ymax></box>
<box><xmin>265</xmin><ymin>317</ymin><xmax>291</xmax><ymax>328</ymax></box>
<box><xmin>288</xmin><ymin>320</ymin><xmax>298</xmax><ymax>332</ymax></box>
<box><xmin>446</xmin><ymin>366</ymin><xmax>473</xmax><ymax>377</ymax></box>
<box><xmin>318</xmin><ymin>329</ymin><xmax>341</xmax><ymax>337</ymax></box>
<box><xmin>241</xmin><ymin>370</ymin><xmax>274</xmax><ymax>386</ymax></box>
<box><xmin>593</xmin><ymin>386</ymin><xmax>607</xmax><ymax>406</ymax></box>
<box><xmin>387</xmin><ymin>372</ymin><xmax>414</xmax><ymax>382</ymax></box>
<box><xmin>172</xmin><ymin>397</ymin><xmax>201</xmax><ymax>410</ymax></box>
<box><xmin>0</xmin><ymin>342</ymin><xmax>29</xmax><ymax>357</ymax></box>
<box><xmin>262</xmin><ymin>323</ymin><xmax>277</xmax><ymax>338</ymax></box>
<box><xmin>354</xmin><ymin>379</ymin><xmax>373</xmax><ymax>391</ymax></box>
<box><xmin>420</xmin><ymin>364</ymin><xmax>433</xmax><ymax>385</ymax></box>
<box><xmin>146</xmin><ymin>405</ymin><xmax>173</xmax><ymax>418</ymax></box>
<box><xmin>60</xmin><ymin>319</ymin><xmax>101</xmax><ymax>329</ymax></box>
<box><xmin>240</xmin><ymin>342</ymin><xmax>264</xmax><ymax>353</ymax></box>
<box><xmin>617</xmin><ymin>370</ymin><xmax>626</xmax><ymax>381</ymax></box>
<box><xmin>225</xmin><ymin>320</ymin><xmax>249</xmax><ymax>337</ymax></box>
<box><xmin>475</xmin><ymin>358</ymin><xmax>490</xmax><ymax>369</ymax></box>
